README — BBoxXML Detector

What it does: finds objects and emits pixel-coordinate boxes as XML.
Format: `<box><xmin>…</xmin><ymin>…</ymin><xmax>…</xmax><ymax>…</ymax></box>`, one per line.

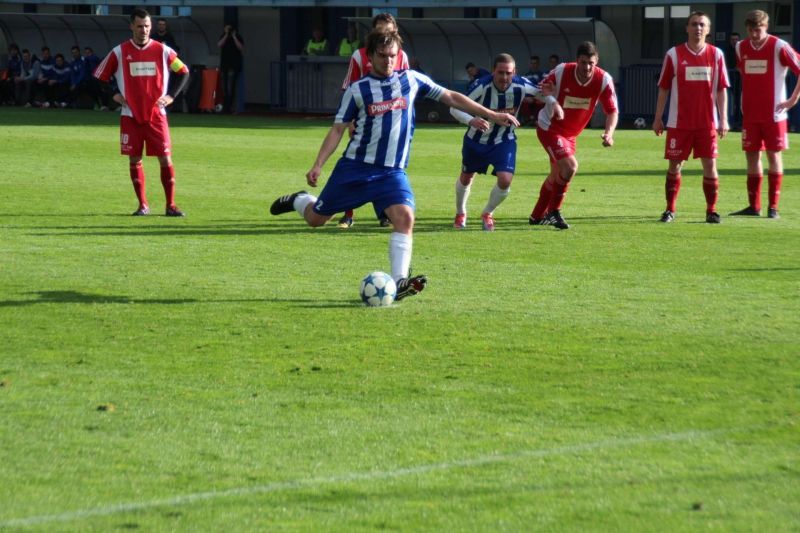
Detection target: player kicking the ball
<box><xmin>270</xmin><ymin>30</ymin><xmax>519</xmax><ymax>300</ymax></box>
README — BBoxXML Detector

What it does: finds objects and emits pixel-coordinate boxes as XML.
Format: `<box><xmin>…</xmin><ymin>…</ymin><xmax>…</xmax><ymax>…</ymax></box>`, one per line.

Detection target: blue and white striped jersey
<box><xmin>453</xmin><ymin>74</ymin><xmax>540</xmax><ymax>144</ymax></box>
<box><xmin>335</xmin><ymin>69</ymin><xmax>445</xmax><ymax>169</ymax></box>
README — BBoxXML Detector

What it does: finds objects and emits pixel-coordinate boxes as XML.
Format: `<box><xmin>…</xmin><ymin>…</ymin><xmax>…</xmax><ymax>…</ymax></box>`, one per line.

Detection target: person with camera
<box><xmin>217</xmin><ymin>24</ymin><xmax>244</xmax><ymax>114</ymax></box>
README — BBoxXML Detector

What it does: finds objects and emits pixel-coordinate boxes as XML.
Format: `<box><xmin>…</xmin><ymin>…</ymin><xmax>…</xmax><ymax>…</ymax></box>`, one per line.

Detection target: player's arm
<box><xmin>716</xmin><ymin>87</ymin><xmax>729</xmax><ymax>138</ymax></box>
<box><xmin>156</xmin><ymin>56</ymin><xmax>190</xmax><ymax>108</ymax></box>
<box><xmin>601</xmin><ymin>111</ymin><xmax>618</xmax><ymax>147</ymax></box>
<box><xmin>440</xmin><ymin>90</ymin><xmax>519</xmax><ymax>128</ymax></box>
<box><xmin>777</xmin><ymin>80</ymin><xmax>800</xmax><ymax>112</ymax></box>
<box><xmin>652</xmin><ymin>88</ymin><xmax>669</xmax><ymax>136</ymax></box>
<box><xmin>449</xmin><ymin>107</ymin><xmax>490</xmax><ymax>132</ymax></box>
<box><xmin>306</xmin><ymin>122</ymin><xmax>348</xmax><ymax>187</ymax></box>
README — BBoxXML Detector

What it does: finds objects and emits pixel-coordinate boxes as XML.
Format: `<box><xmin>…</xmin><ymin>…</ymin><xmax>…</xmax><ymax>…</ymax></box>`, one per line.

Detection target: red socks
<box><xmin>768</xmin><ymin>172</ymin><xmax>783</xmax><ymax>210</ymax></box>
<box><xmin>531</xmin><ymin>177</ymin><xmax>554</xmax><ymax>219</ymax></box>
<box><xmin>702</xmin><ymin>176</ymin><xmax>719</xmax><ymax>213</ymax></box>
<box><xmin>665</xmin><ymin>172</ymin><xmax>681</xmax><ymax>212</ymax></box>
<box><xmin>160</xmin><ymin>164</ymin><xmax>176</xmax><ymax>209</ymax></box>
<box><xmin>547</xmin><ymin>176</ymin><xmax>571</xmax><ymax>212</ymax></box>
<box><xmin>129</xmin><ymin>161</ymin><xmax>147</xmax><ymax>208</ymax></box>
<box><xmin>747</xmin><ymin>174</ymin><xmax>762</xmax><ymax>211</ymax></box>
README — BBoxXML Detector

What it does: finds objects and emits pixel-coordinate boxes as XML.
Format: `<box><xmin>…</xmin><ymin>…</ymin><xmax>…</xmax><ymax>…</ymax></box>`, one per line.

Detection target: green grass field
<box><xmin>1</xmin><ymin>107</ymin><xmax>798</xmax><ymax>531</ymax></box>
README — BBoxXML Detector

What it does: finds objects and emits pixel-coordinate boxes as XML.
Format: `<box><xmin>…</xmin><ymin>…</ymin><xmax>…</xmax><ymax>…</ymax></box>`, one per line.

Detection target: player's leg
<box><xmin>700</xmin><ymin>156</ymin><xmax>721</xmax><ymax>223</ymax></box>
<box><xmin>147</xmin><ymin>115</ymin><xmax>183</xmax><ymax>217</ymax></box>
<box><xmin>121</xmin><ymin>117</ymin><xmax>149</xmax><ymax>215</ymax></box>
<box><xmin>661</xmin><ymin>128</ymin><xmax>691</xmax><ymax>222</ymax></box>
<box><xmin>454</xmin><ymin>171</ymin><xmax>474</xmax><ymax>229</ymax></box>
<box><xmin>541</xmin><ymin>154</ymin><xmax>578</xmax><ymax>230</ymax></box>
<box><xmin>766</xmin><ymin>150</ymin><xmax>783</xmax><ymax>218</ymax></box>
<box><xmin>481</xmin><ymin>171</ymin><xmax>513</xmax><ymax>231</ymax></box>
<box><xmin>530</xmin><ymin>160</ymin><xmax>558</xmax><ymax>223</ymax></box>
<box><xmin>731</xmin><ymin>123</ymin><xmax>764</xmax><ymax>216</ymax></box>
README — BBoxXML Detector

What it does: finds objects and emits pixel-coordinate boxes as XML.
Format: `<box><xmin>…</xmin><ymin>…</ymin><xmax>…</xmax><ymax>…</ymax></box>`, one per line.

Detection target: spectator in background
<box><xmin>465</xmin><ymin>62</ymin><xmax>490</xmax><ymax>82</ymax></box>
<box><xmin>152</xmin><ymin>18</ymin><xmax>179</xmax><ymax>51</ymax></box>
<box><xmin>33</xmin><ymin>46</ymin><xmax>54</xmax><ymax>107</ymax></box>
<box><xmin>14</xmin><ymin>48</ymin><xmax>40</xmax><ymax>106</ymax></box>
<box><xmin>338</xmin><ymin>24</ymin><xmax>359</xmax><ymax>57</ymax></box>
<box><xmin>303</xmin><ymin>27</ymin><xmax>329</xmax><ymax>56</ymax></box>
<box><xmin>68</xmin><ymin>45</ymin><xmax>87</xmax><ymax>108</ymax></box>
<box><xmin>547</xmin><ymin>54</ymin><xmax>560</xmax><ymax>74</ymax></box>
<box><xmin>83</xmin><ymin>47</ymin><xmax>108</xmax><ymax>110</ymax></box>
<box><xmin>2</xmin><ymin>44</ymin><xmax>22</xmax><ymax>105</ymax></box>
<box><xmin>49</xmin><ymin>53</ymin><xmax>71</xmax><ymax>107</ymax></box>
<box><xmin>217</xmin><ymin>24</ymin><xmax>244</xmax><ymax>114</ymax></box>
<box><xmin>524</xmin><ymin>55</ymin><xmax>545</xmax><ymax>84</ymax></box>
<box><xmin>725</xmin><ymin>32</ymin><xmax>741</xmax><ymax>130</ymax></box>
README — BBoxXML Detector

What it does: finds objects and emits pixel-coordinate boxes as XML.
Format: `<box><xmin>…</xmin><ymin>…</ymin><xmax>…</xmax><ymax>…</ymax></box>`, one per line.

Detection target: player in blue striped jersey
<box><xmin>270</xmin><ymin>30</ymin><xmax>519</xmax><ymax>301</ymax></box>
<box><xmin>449</xmin><ymin>53</ymin><xmax>546</xmax><ymax>231</ymax></box>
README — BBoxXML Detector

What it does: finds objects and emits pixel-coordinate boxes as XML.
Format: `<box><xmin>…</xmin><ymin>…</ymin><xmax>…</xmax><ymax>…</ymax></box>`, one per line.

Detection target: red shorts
<box><xmin>120</xmin><ymin>114</ymin><xmax>172</xmax><ymax>157</ymax></box>
<box><xmin>741</xmin><ymin>120</ymin><xmax>788</xmax><ymax>152</ymax></box>
<box><xmin>664</xmin><ymin>128</ymin><xmax>717</xmax><ymax>160</ymax></box>
<box><xmin>537</xmin><ymin>127</ymin><xmax>576</xmax><ymax>162</ymax></box>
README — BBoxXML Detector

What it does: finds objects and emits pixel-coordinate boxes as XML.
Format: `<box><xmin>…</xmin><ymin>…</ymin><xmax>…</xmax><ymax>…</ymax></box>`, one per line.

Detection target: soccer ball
<box><xmin>634</xmin><ymin>117</ymin><xmax>647</xmax><ymax>129</ymax></box>
<box><xmin>360</xmin><ymin>271</ymin><xmax>397</xmax><ymax>307</ymax></box>
<box><xmin>214</xmin><ymin>103</ymin><xmax>224</xmax><ymax>113</ymax></box>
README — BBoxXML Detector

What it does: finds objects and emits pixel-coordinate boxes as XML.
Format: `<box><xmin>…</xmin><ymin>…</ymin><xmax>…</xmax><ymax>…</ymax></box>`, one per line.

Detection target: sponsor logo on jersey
<box><xmin>368</xmin><ymin>97</ymin><xmax>408</xmax><ymax>116</ymax></box>
<box><xmin>563</xmin><ymin>95</ymin><xmax>591</xmax><ymax>110</ymax></box>
<box><xmin>744</xmin><ymin>59</ymin><xmax>768</xmax><ymax>74</ymax></box>
<box><xmin>684</xmin><ymin>66</ymin><xmax>711</xmax><ymax>81</ymax></box>
<box><xmin>129</xmin><ymin>61</ymin><xmax>157</xmax><ymax>77</ymax></box>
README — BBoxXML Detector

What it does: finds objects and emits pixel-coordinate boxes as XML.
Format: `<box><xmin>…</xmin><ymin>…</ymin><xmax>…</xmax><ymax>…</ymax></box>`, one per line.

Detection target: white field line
<box><xmin>0</xmin><ymin>428</ymin><xmax>731</xmax><ymax>528</ymax></box>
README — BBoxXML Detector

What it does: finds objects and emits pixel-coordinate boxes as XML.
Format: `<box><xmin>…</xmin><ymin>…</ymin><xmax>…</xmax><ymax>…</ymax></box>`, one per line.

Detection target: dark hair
<box><xmin>84</xmin><ymin>46</ymin><xmax>93</xmax><ymax>53</ymax></box>
<box><xmin>9</xmin><ymin>43</ymin><xmax>19</xmax><ymax>53</ymax></box>
<box><xmin>70</xmin><ymin>45</ymin><xmax>80</xmax><ymax>53</ymax></box>
<box><xmin>465</xmin><ymin>62</ymin><xmax>475</xmax><ymax>69</ymax></box>
<box><xmin>549</xmin><ymin>54</ymin><xmax>559</xmax><ymax>62</ymax></box>
<box><xmin>21</xmin><ymin>48</ymin><xmax>30</xmax><ymax>55</ymax></box>
<box><xmin>372</xmin><ymin>13</ymin><xmax>397</xmax><ymax>29</ymax></box>
<box><xmin>41</xmin><ymin>46</ymin><xmax>50</xmax><ymax>53</ymax></box>
<box><xmin>157</xmin><ymin>17</ymin><xmax>167</xmax><ymax>23</ymax></box>
<box><xmin>55</xmin><ymin>53</ymin><xmax>65</xmax><ymax>60</ymax></box>
<box><xmin>576</xmin><ymin>41</ymin><xmax>598</xmax><ymax>59</ymax></box>
<box><xmin>366</xmin><ymin>29</ymin><xmax>402</xmax><ymax>57</ymax></box>
<box><xmin>530</xmin><ymin>55</ymin><xmax>540</xmax><ymax>61</ymax></box>
<box><xmin>493</xmin><ymin>53</ymin><xmax>515</xmax><ymax>69</ymax></box>
<box><xmin>130</xmin><ymin>8</ymin><xmax>150</xmax><ymax>23</ymax></box>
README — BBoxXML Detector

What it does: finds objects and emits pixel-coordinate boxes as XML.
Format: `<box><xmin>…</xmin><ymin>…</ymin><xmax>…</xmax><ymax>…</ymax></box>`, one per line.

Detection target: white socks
<box><xmin>455</xmin><ymin>179</ymin><xmax>471</xmax><ymax>214</ymax></box>
<box><xmin>293</xmin><ymin>193</ymin><xmax>317</xmax><ymax>217</ymax></box>
<box><xmin>483</xmin><ymin>184</ymin><xmax>509</xmax><ymax>215</ymax></box>
<box><xmin>389</xmin><ymin>232</ymin><xmax>413</xmax><ymax>281</ymax></box>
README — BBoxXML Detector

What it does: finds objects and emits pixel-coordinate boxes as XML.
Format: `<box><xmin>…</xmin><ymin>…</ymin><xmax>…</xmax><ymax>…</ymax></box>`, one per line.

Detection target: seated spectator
<box><xmin>83</xmin><ymin>46</ymin><xmax>108</xmax><ymax>110</ymax></box>
<box><xmin>48</xmin><ymin>53</ymin><xmax>71</xmax><ymax>107</ymax></box>
<box><xmin>33</xmin><ymin>46</ymin><xmax>54</xmax><ymax>107</ymax></box>
<box><xmin>14</xmin><ymin>48</ymin><xmax>40</xmax><ymax>106</ymax></box>
<box><xmin>546</xmin><ymin>54</ymin><xmax>560</xmax><ymax>74</ymax></box>
<box><xmin>338</xmin><ymin>24</ymin><xmax>360</xmax><ymax>57</ymax></box>
<box><xmin>303</xmin><ymin>28</ymin><xmax>329</xmax><ymax>56</ymax></box>
<box><xmin>524</xmin><ymin>55</ymin><xmax>545</xmax><ymax>84</ymax></box>
<box><xmin>68</xmin><ymin>45</ymin><xmax>88</xmax><ymax>108</ymax></box>
<box><xmin>2</xmin><ymin>44</ymin><xmax>22</xmax><ymax>105</ymax></box>
<box><xmin>521</xmin><ymin>55</ymin><xmax>546</xmax><ymax>125</ymax></box>
<box><xmin>465</xmin><ymin>62</ymin><xmax>490</xmax><ymax>83</ymax></box>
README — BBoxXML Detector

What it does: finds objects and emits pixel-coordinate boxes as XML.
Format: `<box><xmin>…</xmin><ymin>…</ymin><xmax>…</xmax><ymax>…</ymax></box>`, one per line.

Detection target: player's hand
<box><xmin>539</xmin><ymin>80</ymin><xmax>555</xmax><ymax>97</ymax></box>
<box><xmin>776</xmin><ymin>98</ymin><xmax>798</xmax><ymax>112</ymax></box>
<box><xmin>113</xmin><ymin>93</ymin><xmax>127</xmax><ymax>107</ymax></box>
<box><xmin>469</xmin><ymin>117</ymin><xmax>490</xmax><ymax>132</ymax></box>
<box><xmin>601</xmin><ymin>133</ymin><xmax>614</xmax><ymax>147</ymax></box>
<box><xmin>652</xmin><ymin>117</ymin><xmax>664</xmax><ymax>136</ymax></box>
<box><xmin>305</xmin><ymin>167</ymin><xmax>321</xmax><ymax>187</ymax></box>
<box><xmin>156</xmin><ymin>95</ymin><xmax>174</xmax><ymax>108</ymax></box>
<box><xmin>491</xmin><ymin>112</ymin><xmax>519</xmax><ymax>128</ymax></box>
<box><xmin>718</xmin><ymin>120</ymin><xmax>729</xmax><ymax>139</ymax></box>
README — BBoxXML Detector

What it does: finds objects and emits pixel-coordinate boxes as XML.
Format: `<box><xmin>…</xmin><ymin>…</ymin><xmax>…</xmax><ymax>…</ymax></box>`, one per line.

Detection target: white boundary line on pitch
<box><xmin>0</xmin><ymin>428</ymin><xmax>735</xmax><ymax>528</ymax></box>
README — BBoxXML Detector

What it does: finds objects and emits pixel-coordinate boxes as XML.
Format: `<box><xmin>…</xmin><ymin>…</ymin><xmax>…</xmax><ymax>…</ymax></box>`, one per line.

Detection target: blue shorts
<box><xmin>461</xmin><ymin>137</ymin><xmax>517</xmax><ymax>175</ymax></box>
<box><xmin>313</xmin><ymin>158</ymin><xmax>415</xmax><ymax>218</ymax></box>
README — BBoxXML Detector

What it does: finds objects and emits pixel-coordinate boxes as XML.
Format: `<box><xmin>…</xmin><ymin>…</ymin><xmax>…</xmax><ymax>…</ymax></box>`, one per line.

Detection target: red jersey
<box><xmin>537</xmin><ymin>62</ymin><xmax>617</xmax><ymax>138</ymax></box>
<box><xmin>342</xmin><ymin>47</ymin><xmax>409</xmax><ymax>89</ymax></box>
<box><xmin>94</xmin><ymin>39</ymin><xmax>188</xmax><ymax>124</ymax></box>
<box><xmin>736</xmin><ymin>35</ymin><xmax>800</xmax><ymax>123</ymax></box>
<box><xmin>658</xmin><ymin>43</ymin><xmax>729</xmax><ymax>130</ymax></box>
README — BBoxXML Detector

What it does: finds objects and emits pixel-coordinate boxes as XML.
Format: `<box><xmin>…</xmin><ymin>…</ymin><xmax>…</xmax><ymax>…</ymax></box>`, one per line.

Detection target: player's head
<box><xmin>130</xmin><ymin>8</ymin><xmax>152</xmax><ymax>45</ymax></box>
<box><xmin>492</xmin><ymin>53</ymin><xmax>516</xmax><ymax>91</ymax></box>
<box><xmin>366</xmin><ymin>30</ymin><xmax>402</xmax><ymax>77</ymax></box>
<box><xmin>686</xmin><ymin>11</ymin><xmax>711</xmax><ymax>42</ymax></box>
<box><xmin>575</xmin><ymin>41</ymin><xmax>599</xmax><ymax>80</ymax></box>
<box><xmin>372</xmin><ymin>13</ymin><xmax>398</xmax><ymax>32</ymax></box>
<box><xmin>745</xmin><ymin>10</ymin><xmax>769</xmax><ymax>42</ymax></box>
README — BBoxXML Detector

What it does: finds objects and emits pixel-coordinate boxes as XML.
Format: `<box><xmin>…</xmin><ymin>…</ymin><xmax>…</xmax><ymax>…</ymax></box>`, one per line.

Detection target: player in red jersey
<box><xmin>528</xmin><ymin>41</ymin><xmax>618</xmax><ymax>230</ymax></box>
<box><xmin>653</xmin><ymin>11</ymin><xmax>729</xmax><ymax>224</ymax></box>
<box><xmin>729</xmin><ymin>9</ymin><xmax>800</xmax><ymax>219</ymax></box>
<box><xmin>94</xmin><ymin>8</ymin><xmax>190</xmax><ymax>217</ymax></box>
<box><xmin>337</xmin><ymin>13</ymin><xmax>410</xmax><ymax>229</ymax></box>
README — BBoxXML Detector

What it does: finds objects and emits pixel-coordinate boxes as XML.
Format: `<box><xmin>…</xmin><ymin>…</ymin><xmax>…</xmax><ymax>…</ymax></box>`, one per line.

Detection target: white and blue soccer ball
<box><xmin>360</xmin><ymin>271</ymin><xmax>397</xmax><ymax>307</ymax></box>
<box><xmin>634</xmin><ymin>117</ymin><xmax>647</xmax><ymax>129</ymax></box>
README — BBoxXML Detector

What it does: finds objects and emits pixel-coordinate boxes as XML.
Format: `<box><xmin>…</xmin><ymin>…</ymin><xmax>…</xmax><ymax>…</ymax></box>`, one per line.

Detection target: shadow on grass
<box><xmin>0</xmin><ymin>290</ymin><xmax>353</xmax><ymax>308</ymax></box>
